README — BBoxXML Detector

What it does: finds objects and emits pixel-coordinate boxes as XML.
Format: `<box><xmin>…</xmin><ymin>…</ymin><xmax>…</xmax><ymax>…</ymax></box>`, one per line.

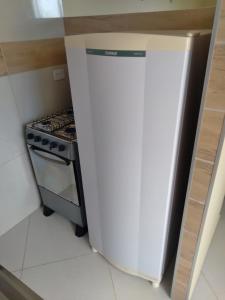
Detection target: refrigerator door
<box><xmin>84</xmin><ymin>51</ymin><xmax>146</xmax><ymax>270</ymax></box>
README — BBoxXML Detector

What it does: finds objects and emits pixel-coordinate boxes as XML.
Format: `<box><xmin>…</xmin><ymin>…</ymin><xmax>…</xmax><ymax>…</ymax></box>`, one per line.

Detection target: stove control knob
<box><xmin>58</xmin><ymin>144</ymin><xmax>66</xmax><ymax>152</ymax></box>
<box><xmin>34</xmin><ymin>136</ymin><xmax>41</xmax><ymax>142</ymax></box>
<box><xmin>27</xmin><ymin>133</ymin><xmax>34</xmax><ymax>140</ymax></box>
<box><xmin>42</xmin><ymin>139</ymin><xmax>49</xmax><ymax>145</ymax></box>
<box><xmin>50</xmin><ymin>142</ymin><xmax>57</xmax><ymax>150</ymax></box>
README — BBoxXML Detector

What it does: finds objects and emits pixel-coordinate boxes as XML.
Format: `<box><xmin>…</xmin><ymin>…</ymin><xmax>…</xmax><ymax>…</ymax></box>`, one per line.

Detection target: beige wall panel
<box><xmin>184</xmin><ymin>199</ymin><xmax>205</xmax><ymax>234</ymax></box>
<box><xmin>64</xmin><ymin>8</ymin><xmax>215</xmax><ymax>35</ymax></box>
<box><xmin>0</xmin><ymin>46</ymin><xmax>7</xmax><ymax>76</ymax></box>
<box><xmin>189</xmin><ymin>159</ymin><xmax>213</xmax><ymax>203</ymax></box>
<box><xmin>206</xmin><ymin>44</ymin><xmax>225</xmax><ymax>111</ymax></box>
<box><xmin>189</xmin><ymin>135</ymin><xmax>225</xmax><ymax>298</ymax></box>
<box><xmin>173</xmin><ymin>232</ymin><xmax>198</xmax><ymax>299</ymax></box>
<box><xmin>217</xmin><ymin>1</ymin><xmax>225</xmax><ymax>42</ymax></box>
<box><xmin>173</xmin><ymin>281</ymin><xmax>188</xmax><ymax>300</ymax></box>
<box><xmin>64</xmin><ymin>14</ymin><xmax>128</xmax><ymax>34</ymax></box>
<box><xmin>173</xmin><ymin>1</ymin><xmax>225</xmax><ymax>298</ymax></box>
<box><xmin>196</xmin><ymin>110</ymin><xmax>224</xmax><ymax>161</ymax></box>
<box><xmin>176</xmin><ymin>257</ymin><xmax>192</xmax><ymax>285</ymax></box>
<box><xmin>63</xmin><ymin>0</ymin><xmax>216</xmax><ymax>17</ymax></box>
<box><xmin>180</xmin><ymin>230</ymin><xmax>198</xmax><ymax>262</ymax></box>
<box><xmin>125</xmin><ymin>8</ymin><xmax>215</xmax><ymax>31</ymax></box>
<box><xmin>2</xmin><ymin>38</ymin><xmax>67</xmax><ymax>74</ymax></box>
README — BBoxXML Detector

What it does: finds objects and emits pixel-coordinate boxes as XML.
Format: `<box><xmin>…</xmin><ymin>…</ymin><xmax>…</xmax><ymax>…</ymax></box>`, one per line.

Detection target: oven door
<box><xmin>28</xmin><ymin>145</ymin><xmax>79</xmax><ymax>206</ymax></box>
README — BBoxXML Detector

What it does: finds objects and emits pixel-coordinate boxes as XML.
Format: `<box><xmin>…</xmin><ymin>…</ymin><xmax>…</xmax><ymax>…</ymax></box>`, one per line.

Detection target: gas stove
<box><xmin>26</xmin><ymin>108</ymin><xmax>77</xmax><ymax>160</ymax></box>
<box><xmin>26</xmin><ymin>108</ymin><xmax>87</xmax><ymax>237</ymax></box>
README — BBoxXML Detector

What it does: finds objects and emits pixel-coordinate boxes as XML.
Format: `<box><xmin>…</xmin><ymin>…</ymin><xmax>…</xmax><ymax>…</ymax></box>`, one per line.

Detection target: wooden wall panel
<box><xmin>0</xmin><ymin>46</ymin><xmax>7</xmax><ymax>76</ymax></box>
<box><xmin>64</xmin><ymin>14</ymin><xmax>128</xmax><ymax>34</ymax></box>
<box><xmin>173</xmin><ymin>281</ymin><xmax>189</xmax><ymax>300</ymax></box>
<box><xmin>205</xmin><ymin>44</ymin><xmax>225</xmax><ymax>111</ymax></box>
<box><xmin>179</xmin><ymin>231</ymin><xmax>198</xmax><ymax>263</ymax></box>
<box><xmin>217</xmin><ymin>1</ymin><xmax>225</xmax><ymax>42</ymax></box>
<box><xmin>176</xmin><ymin>257</ymin><xmax>192</xmax><ymax>287</ymax></box>
<box><xmin>189</xmin><ymin>159</ymin><xmax>213</xmax><ymax>202</ymax></box>
<box><xmin>1</xmin><ymin>38</ymin><xmax>66</xmax><ymax>75</ymax></box>
<box><xmin>172</xmin><ymin>1</ymin><xmax>225</xmax><ymax>299</ymax></box>
<box><xmin>125</xmin><ymin>8</ymin><xmax>214</xmax><ymax>32</ymax></box>
<box><xmin>196</xmin><ymin>110</ymin><xmax>225</xmax><ymax>161</ymax></box>
<box><xmin>184</xmin><ymin>200</ymin><xmax>205</xmax><ymax>234</ymax></box>
<box><xmin>64</xmin><ymin>7</ymin><xmax>215</xmax><ymax>35</ymax></box>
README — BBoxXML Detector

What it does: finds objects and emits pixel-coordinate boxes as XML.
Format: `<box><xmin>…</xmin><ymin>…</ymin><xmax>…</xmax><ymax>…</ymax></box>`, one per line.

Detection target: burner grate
<box><xmin>54</xmin><ymin>123</ymin><xmax>77</xmax><ymax>141</ymax></box>
<box><xmin>31</xmin><ymin>109</ymin><xmax>74</xmax><ymax>133</ymax></box>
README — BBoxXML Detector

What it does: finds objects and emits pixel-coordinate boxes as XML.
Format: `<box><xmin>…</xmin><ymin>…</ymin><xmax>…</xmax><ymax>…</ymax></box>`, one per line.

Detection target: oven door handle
<box><xmin>29</xmin><ymin>146</ymin><xmax>71</xmax><ymax>166</ymax></box>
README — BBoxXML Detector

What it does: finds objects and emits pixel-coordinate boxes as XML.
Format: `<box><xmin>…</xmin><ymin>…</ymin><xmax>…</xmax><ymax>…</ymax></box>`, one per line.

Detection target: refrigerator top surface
<box><xmin>65</xmin><ymin>30</ymin><xmax>210</xmax><ymax>52</ymax></box>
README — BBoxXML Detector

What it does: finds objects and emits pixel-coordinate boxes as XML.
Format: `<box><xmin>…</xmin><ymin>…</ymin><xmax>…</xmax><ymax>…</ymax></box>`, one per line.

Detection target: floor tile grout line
<box><xmin>22</xmin><ymin>252</ymin><xmax>95</xmax><ymax>272</ymax></box>
<box><xmin>107</xmin><ymin>263</ymin><xmax>118</xmax><ymax>300</ymax></box>
<box><xmin>202</xmin><ymin>272</ymin><xmax>220</xmax><ymax>300</ymax></box>
<box><xmin>0</xmin><ymin>210</ymin><xmax>31</xmax><ymax>239</ymax></box>
<box><xmin>10</xmin><ymin>268</ymin><xmax>23</xmax><ymax>273</ymax></box>
<box><xmin>21</xmin><ymin>215</ymin><xmax>32</xmax><ymax>275</ymax></box>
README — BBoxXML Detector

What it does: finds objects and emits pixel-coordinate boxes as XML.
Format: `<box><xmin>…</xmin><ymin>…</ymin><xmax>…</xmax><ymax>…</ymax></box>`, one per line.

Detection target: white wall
<box><xmin>0</xmin><ymin>66</ymin><xmax>71</xmax><ymax>236</ymax></box>
<box><xmin>0</xmin><ymin>76</ymin><xmax>38</xmax><ymax>235</ymax></box>
<box><xmin>9</xmin><ymin>66</ymin><xmax>71</xmax><ymax>124</ymax></box>
<box><xmin>62</xmin><ymin>0</ymin><xmax>216</xmax><ymax>17</ymax></box>
<box><xmin>0</xmin><ymin>0</ymin><xmax>71</xmax><ymax>236</ymax></box>
<box><xmin>0</xmin><ymin>0</ymin><xmax>64</xmax><ymax>42</ymax></box>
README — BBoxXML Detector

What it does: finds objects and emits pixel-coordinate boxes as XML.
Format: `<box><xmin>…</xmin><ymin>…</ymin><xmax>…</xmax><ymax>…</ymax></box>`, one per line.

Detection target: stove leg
<box><xmin>43</xmin><ymin>205</ymin><xmax>54</xmax><ymax>217</ymax></box>
<box><xmin>75</xmin><ymin>224</ymin><xmax>87</xmax><ymax>237</ymax></box>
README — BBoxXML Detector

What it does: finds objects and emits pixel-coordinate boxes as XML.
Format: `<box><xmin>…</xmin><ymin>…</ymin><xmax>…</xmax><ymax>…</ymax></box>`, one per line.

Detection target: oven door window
<box><xmin>29</xmin><ymin>146</ymin><xmax>79</xmax><ymax>206</ymax></box>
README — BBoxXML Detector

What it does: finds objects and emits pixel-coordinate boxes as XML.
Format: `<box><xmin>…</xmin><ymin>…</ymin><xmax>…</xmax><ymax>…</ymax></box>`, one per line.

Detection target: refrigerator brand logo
<box><xmin>86</xmin><ymin>49</ymin><xmax>146</xmax><ymax>57</ymax></box>
<box><xmin>105</xmin><ymin>50</ymin><xmax>118</xmax><ymax>56</ymax></box>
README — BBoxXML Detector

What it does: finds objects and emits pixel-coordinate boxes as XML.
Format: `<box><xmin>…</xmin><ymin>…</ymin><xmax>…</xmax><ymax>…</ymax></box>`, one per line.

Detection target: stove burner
<box><xmin>65</xmin><ymin>127</ymin><xmax>76</xmax><ymax>134</ymax></box>
<box><xmin>41</xmin><ymin>120</ymin><xmax>50</xmax><ymax>125</ymax></box>
<box><xmin>67</xmin><ymin>109</ymin><xmax>73</xmax><ymax>115</ymax></box>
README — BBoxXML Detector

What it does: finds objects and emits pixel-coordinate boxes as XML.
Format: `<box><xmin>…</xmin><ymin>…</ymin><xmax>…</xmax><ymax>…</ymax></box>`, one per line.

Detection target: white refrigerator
<box><xmin>65</xmin><ymin>32</ymin><xmax>209</xmax><ymax>286</ymax></box>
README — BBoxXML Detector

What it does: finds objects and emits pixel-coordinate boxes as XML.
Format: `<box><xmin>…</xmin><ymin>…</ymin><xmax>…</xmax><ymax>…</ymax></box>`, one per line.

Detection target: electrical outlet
<box><xmin>53</xmin><ymin>68</ymin><xmax>65</xmax><ymax>81</ymax></box>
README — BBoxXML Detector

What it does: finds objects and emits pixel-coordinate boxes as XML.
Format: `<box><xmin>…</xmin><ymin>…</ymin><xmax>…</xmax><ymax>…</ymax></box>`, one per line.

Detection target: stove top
<box><xmin>55</xmin><ymin>123</ymin><xmax>76</xmax><ymax>141</ymax></box>
<box><xmin>27</xmin><ymin>108</ymin><xmax>76</xmax><ymax>142</ymax></box>
<box><xmin>26</xmin><ymin>108</ymin><xmax>77</xmax><ymax>160</ymax></box>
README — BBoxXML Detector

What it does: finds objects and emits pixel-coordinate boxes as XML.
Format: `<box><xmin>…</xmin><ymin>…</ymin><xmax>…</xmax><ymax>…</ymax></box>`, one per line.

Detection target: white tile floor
<box><xmin>0</xmin><ymin>208</ymin><xmax>171</xmax><ymax>300</ymax></box>
<box><xmin>192</xmin><ymin>202</ymin><xmax>225</xmax><ymax>300</ymax></box>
